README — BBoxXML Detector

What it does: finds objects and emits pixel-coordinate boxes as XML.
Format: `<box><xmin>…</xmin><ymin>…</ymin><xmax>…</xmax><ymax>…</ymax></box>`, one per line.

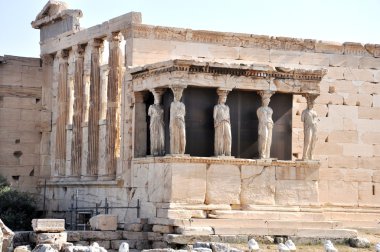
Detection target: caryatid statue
<box><xmin>301</xmin><ymin>94</ymin><xmax>318</xmax><ymax>160</ymax></box>
<box><xmin>148</xmin><ymin>89</ymin><xmax>165</xmax><ymax>156</ymax></box>
<box><xmin>169</xmin><ymin>85</ymin><xmax>186</xmax><ymax>155</ymax></box>
<box><xmin>257</xmin><ymin>91</ymin><xmax>274</xmax><ymax>159</ymax></box>
<box><xmin>214</xmin><ymin>89</ymin><xmax>232</xmax><ymax>156</ymax></box>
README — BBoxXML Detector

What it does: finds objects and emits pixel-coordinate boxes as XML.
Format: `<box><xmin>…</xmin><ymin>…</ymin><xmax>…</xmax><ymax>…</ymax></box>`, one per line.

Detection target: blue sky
<box><xmin>1</xmin><ymin>0</ymin><xmax>379</xmax><ymax>58</ymax></box>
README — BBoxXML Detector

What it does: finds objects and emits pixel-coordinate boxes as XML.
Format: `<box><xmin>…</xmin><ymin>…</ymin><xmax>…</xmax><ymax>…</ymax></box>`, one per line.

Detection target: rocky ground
<box><xmin>228</xmin><ymin>230</ymin><xmax>380</xmax><ymax>252</ymax></box>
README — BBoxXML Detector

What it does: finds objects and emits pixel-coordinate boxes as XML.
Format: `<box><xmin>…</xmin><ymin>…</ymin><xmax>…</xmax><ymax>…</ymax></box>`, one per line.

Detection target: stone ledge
<box><xmin>38</xmin><ymin>178</ymin><xmax>121</xmax><ymax>187</ymax></box>
<box><xmin>132</xmin><ymin>156</ymin><xmax>320</xmax><ymax>168</ymax></box>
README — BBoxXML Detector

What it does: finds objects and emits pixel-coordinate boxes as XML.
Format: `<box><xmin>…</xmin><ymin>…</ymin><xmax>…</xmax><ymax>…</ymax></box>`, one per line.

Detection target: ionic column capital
<box><xmin>56</xmin><ymin>49</ymin><xmax>69</xmax><ymax>63</ymax></box>
<box><xmin>41</xmin><ymin>54</ymin><xmax>54</xmax><ymax>66</ymax></box>
<box><xmin>72</xmin><ymin>44</ymin><xmax>86</xmax><ymax>58</ymax></box>
<box><xmin>107</xmin><ymin>32</ymin><xmax>122</xmax><ymax>43</ymax></box>
<box><xmin>88</xmin><ymin>38</ymin><xmax>104</xmax><ymax>49</ymax></box>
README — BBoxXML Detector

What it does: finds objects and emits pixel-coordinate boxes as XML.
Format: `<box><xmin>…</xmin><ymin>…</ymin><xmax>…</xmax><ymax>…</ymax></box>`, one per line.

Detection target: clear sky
<box><xmin>1</xmin><ymin>0</ymin><xmax>379</xmax><ymax>58</ymax></box>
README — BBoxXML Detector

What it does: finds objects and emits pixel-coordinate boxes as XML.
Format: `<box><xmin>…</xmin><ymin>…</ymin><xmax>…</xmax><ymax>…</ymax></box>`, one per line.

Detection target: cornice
<box><xmin>130</xmin><ymin>60</ymin><xmax>327</xmax><ymax>81</ymax></box>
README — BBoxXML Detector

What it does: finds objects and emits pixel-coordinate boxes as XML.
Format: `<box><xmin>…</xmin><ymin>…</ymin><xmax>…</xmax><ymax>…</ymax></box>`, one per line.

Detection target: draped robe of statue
<box><xmin>214</xmin><ymin>103</ymin><xmax>232</xmax><ymax>156</ymax></box>
<box><xmin>301</xmin><ymin>106</ymin><xmax>318</xmax><ymax>160</ymax></box>
<box><xmin>148</xmin><ymin>103</ymin><xmax>165</xmax><ymax>156</ymax></box>
<box><xmin>257</xmin><ymin>104</ymin><xmax>273</xmax><ymax>159</ymax></box>
<box><xmin>170</xmin><ymin>101</ymin><xmax>186</xmax><ymax>154</ymax></box>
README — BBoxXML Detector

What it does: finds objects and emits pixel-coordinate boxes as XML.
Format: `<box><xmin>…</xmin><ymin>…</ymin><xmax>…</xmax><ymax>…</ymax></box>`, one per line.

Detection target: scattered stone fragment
<box><xmin>274</xmin><ymin>237</ymin><xmax>284</xmax><ymax>244</ymax></box>
<box><xmin>118</xmin><ymin>242</ymin><xmax>129</xmax><ymax>252</ymax></box>
<box><xmin>193</xmin><ymin>248</ymin><xmax>212</xmax><ymax>252</ymax></box>
<box><xmin>0</xmin><ymin>219</ymin><xmax>15</xmax><ymax>252</ymax></box>
<box><xmin>229</xmin><ymin>248</ymin><xmax>243</xmax><ymax>252</ymax></box>
<box><xmin>348</xmin><ymin>237</ymin><xmax>370</xmax><ymax>248</ymax></box>
<box><xmin>210</xmin><ymin>242</ymin><xmax>229</xmax><ymax>252</ymax></box>
<box><xmin>89</xmin><ymin>242</ymin><xmax>107</xmax><ymax>252</ymax></box>
<box><xmin>278</xmin><ymin>243</ymin><xmax>290</xmax><ymax>251</ymax></box>
<box><xmin>32</xmin><ymin>244</ymin><xmax>58</xmax><ymax>252</ymax></box>
<box><xmin>285</xmin><ymin>239</ymin><xmax>296</xmax><ymax>251</ymax></box>
<box><xmin>14</xmin><ymin>245</ymin><xmax>32</xmax><ymax>252</ymax></box>
<box><xmin>210</xmin><ymin>243</ymin><xmax>241</xmax><ymax>252</ymax></box>
<box><xmin>0</xmin><ymin>228</ymin><xmax>3</xmax><ymax>252</ymax></box>
<box><xmin>193</xmin><ymin>242</ymin><xmax>210</xmax><ymax>249</ymax></box>
<box><xmin>324</xmin><ymin>240</ymin><xmax>338</xmax><ymax>252</ymax></box>
<box><xmin>263</xmin><ymin>236</ymin><xmax>274</xmax><ymax>244</ymax></box>
<box><xmin>247</xmin><ymin>238</ymin><xmax>260</xmax><ymax>251</ymax></box>
<box><xmin>63</xmin><ymin>245</ymin><xmax>90</xmax><ymax>252</ymax></box>
<box><xmin>375</xmin><ymin>242</ymin><xmax>380</xmax><ymax>252</ymax></box>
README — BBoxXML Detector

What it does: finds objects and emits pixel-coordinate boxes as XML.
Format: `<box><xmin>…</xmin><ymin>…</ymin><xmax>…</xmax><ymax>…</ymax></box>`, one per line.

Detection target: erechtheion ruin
<box><xmin>1</xmin><ymin>0</ymin><xmax>380</xmax><ymax>248</ymax></box>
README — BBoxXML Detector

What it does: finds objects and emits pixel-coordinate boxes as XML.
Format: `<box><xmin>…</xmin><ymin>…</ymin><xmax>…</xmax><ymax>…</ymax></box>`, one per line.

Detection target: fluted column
<box><xmin>106</xmin><ymin>32</ymin><xmax>122</xmax><ymax>176</ymax></box>
<box><xmin>54</xmin><ymin>50</ymin><xmax>69</xmax><ymax>176</ymax></box>
<box><xmin>87</xmin><ymin>39</ymin><xmax>103</xmax><ymax>176</ymax></box>
<box><xmin>71</xmin><ymin>45</ymin><xmax>85</xmax><ymax>176</ymax></box>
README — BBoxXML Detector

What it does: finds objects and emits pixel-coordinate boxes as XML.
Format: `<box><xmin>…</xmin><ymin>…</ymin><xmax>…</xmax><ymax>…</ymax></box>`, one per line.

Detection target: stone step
<box><xmin>188</xmin><ymin>218</ymin><xmax>343</xmax><ymax>230</ymax></box>
<box><xmin>212</xmin><ymin>227</ymin><xmax>357</xmax><ymax>238</ymax></box>
<box><xmin>210</xmin><ymin>209</ymin><xmax>380</xmax><ymax>224</ymax></box>
<box><xmin>209</xmin><ymin>210</ymin><xmax>326</xmax><ymax>221</ymax></box>
<box><xmin>163</xmin><ymin>227</ymin><xmax>358</xmax><ymax>245</ymax></box>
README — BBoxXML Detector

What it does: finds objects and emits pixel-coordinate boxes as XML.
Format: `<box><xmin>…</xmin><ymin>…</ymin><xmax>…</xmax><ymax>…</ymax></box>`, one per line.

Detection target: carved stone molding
<box><xmin>130</xmin><ymin>60</ymin><xmax>326</xmax><ymax>95</ymax></box>
<box><xmin>132</xmin><ymin>156</ymin><xmax>320</xmax><ymax>168</ymax></box>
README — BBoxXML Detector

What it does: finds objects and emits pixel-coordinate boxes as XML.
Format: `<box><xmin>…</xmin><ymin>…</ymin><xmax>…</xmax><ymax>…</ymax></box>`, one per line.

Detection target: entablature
<box><xmin>130</xmin><ymin>60</ymin><xmax>326</xmax><ymax>94</ymax></box>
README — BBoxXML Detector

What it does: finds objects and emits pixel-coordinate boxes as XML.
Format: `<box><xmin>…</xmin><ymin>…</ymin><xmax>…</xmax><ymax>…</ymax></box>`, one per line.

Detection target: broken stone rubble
<box><xmin>0</xmin><ymin>219</ymin><xmax>15</xmax><ymax>252</ymax></box>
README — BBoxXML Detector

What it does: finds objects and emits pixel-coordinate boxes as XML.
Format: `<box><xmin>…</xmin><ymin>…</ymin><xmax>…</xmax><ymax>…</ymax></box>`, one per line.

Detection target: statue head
<box><xmin>151</xmin><ymin>88</ymin><xmax>165</xmax><ymax>105</ymax></box>
<box><xmin>307</xmin><ymin>100</ymin><xmax>314</xmax><ymax>110</ymax></box>
<box><xmin>258</xmin><ymin>90</ymin><xmax>273</xmax><ymax>107</ymax></box>
<box><xmin>153</xmin><ymin>92</ymin><xmax>162</xmax><ymax>105</ymax></box>
<box><xmin>217</xmin><ymin>89</ymin><xmax>231</xmax><ymax>105</ymax></box>
<box><xmin>219</xmin><ymin>94</ymin><xmax>227</xmax><ymax>104</ymax></box>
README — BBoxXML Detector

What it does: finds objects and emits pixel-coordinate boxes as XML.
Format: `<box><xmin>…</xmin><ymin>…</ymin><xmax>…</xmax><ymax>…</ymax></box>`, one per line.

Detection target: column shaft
<box><xmin>55</xmin><ymin>50</ymin><xmax>69</xmax><ymax>176</ymax></box>
<box><xmin>71</xmin><ymin>45</ymin><xmax>85</xmax><ymax>176</ymax></box>
<box><xmin>87</xmin><ymin>40</ymin><xmax>102</xmax><ymax>175</ymax></box>
<box><xmin>106</xmin><ymin>33</ymin><xmax>122</xmax><ymax>176</ymax></box>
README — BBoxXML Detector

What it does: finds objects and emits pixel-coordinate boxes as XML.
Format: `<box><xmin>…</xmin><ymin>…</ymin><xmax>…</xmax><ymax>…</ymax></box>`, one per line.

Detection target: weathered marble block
<box><xmin>32</xmin><ymin>219</ymin><xmax>65</xmax><ymax>232</ymax></box>
<box><xmin>36</xmin><ymin>232</ymin><xmax>67</xmax><ymax>249</ymax></box>
<box><xmin>89</xmin><ymin>214</ymin><xmax>118</xmax><ymax>231</ymax></box>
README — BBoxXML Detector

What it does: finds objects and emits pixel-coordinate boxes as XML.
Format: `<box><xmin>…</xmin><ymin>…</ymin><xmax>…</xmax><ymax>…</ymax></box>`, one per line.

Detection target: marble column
<box><xmin>169</xmin><ymin>85</ymin><xmax>187</xmax><ymax>155</ymax></box>
<box><xmin>41</xmin><ymin>54</ymin><xmax>54</xmax><ymax>177</ymax></box>
<box><xmin>71</xmin><ymin>44</ymin><xmax>85</xmax><ymax>176</ymax></box>
<box><xmin>106</xmin><ymin>32</ymin><xmax>122</xmax><ymax>176</ymax></box>
<box><xmin>257</xmin><ymin>90</ymin><xmax>274</xmax><ymax>159</ymax></box>
<box><xmin>87</xmin><ymin>39</ymin><xmax>103</xmax><ymax>176</ymax></box>
<box><xmin>301</xmin><ymin>94</ymin><xmax>318</xmax><ymax>161</ymax></box>
<box><xmin>214</xmin><ymin>88</ymin><xmax>232</xmax><ymax>156</ymax></box>
<box><xmin>54</xmin><ymin>50</ymin><xmax>69</xmax><ymax>176</ymax></box>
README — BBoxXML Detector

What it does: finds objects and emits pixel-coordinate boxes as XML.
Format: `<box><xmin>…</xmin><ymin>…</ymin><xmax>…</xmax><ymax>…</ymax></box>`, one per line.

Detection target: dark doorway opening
<box><xmin>145</xmin><ymin>87</ymin><xmax>292</xmax><ymax>160</ymax></box>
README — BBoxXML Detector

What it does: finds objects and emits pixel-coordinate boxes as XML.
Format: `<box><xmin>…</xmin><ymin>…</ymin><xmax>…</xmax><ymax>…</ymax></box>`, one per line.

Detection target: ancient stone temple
<box><xmin>1</xmin><ymin>0</ymin><xmax>380</xmax><ymax>248</ymax></box>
